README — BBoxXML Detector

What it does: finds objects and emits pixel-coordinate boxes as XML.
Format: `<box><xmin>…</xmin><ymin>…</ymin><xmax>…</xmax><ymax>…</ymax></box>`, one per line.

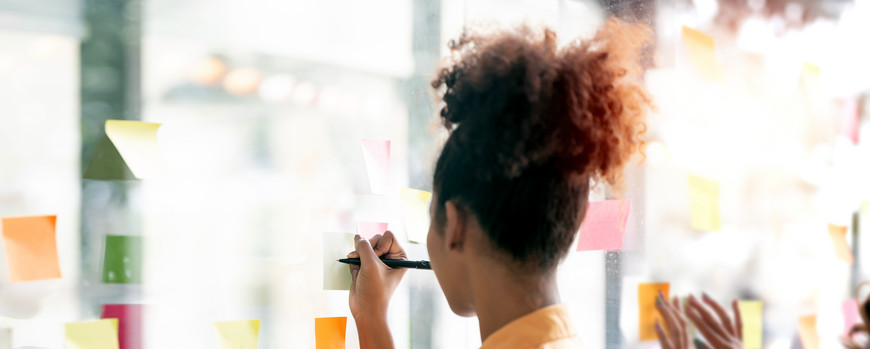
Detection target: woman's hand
<box><xmin>347</xmin><ymin>231</ymin><xmax>407</xmax><ymax>349</ymax></box>
<box><xmin>656</xmin><ymin>293</ymin><xmax>745</xmax><ymax>349</ymax></box>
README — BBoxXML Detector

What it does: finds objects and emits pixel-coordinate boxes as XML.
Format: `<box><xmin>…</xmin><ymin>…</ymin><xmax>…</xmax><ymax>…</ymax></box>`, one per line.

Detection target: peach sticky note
<box><xmin>358</xmin><ymin>222</ymin><xmax>388</xmax><ymax>240</ymax></box>
<box><xmin>1</xmin><ymin>215</ymin><xmax>61</xmax><ymax>282</ymax></box>
<box><xmin>400</xmin><ymin>187</ymin><xmax>432</xmax><ymax>243</ymax></box>
<box><xmin>843</xmin><ymin>299</ymin><xmax>861</xmax><ymax>337</ymax></box>
<box><xmin>213</xmin><ymin>320</ymin><xmax>260</xmax><ymax>349</ymax></box>
<box><xmin>361</xmin><ymin>139</ymin><xmax>390</xmax><ymax>195</ymax></box>
<box><xmin>323</xmin><ymin>232</ymin><xmax>355</xmax><ymax>290</ymax></box>
<box><xmin>577</xmin><ymin>199</ymin><xmax>630</xmax><ymax>251</ymax></box>
<box><xmin>798</xmin><ymin>314</ymin><xmax>819</xmax><ymax>349</ymax></box>
<box><xmin>828</xmin><ymin>224</ymin><xmax>853</xmax><ymax>264</ymax></box>
<box><xmin>65</xmin><ymin>318</ymin><xmax>119</xmax><ymax>349</ymax></box>
<box><xmin>738</xmin><ymin>300</ymin><xmax>763</xmax><ymax>349</ymax></box>
<box><xmin>315</xmin><ymin>317</ymin><xmax>347</xmax><ymax>349</ymax></box>
<box><xmin>638</xmin><ymin>282</ymin><xmax>670</xmax><ymax>341</ymax></box>
<box><xmin>688</xmin><ymin>175</ymin><xmax>721</xmax><ymax>232</ymax></box>
<box><xmin>105</xmin><ymin>120</ymin><xmax>163</xmax><ymax>179</ymax></box>
<box><xmin>681</xmin><ymin>26</ymin><xmax>724</xmax><ymax>81</ymax></box>
<box><xmin>101</xmin><ymin>304</ymin><xmax>142</xmax><ymax>349</ymax></box>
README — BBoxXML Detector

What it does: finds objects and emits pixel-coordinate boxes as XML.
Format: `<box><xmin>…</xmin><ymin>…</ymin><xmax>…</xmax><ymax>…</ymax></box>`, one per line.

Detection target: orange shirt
<box><xmin>480</xmin><ymin>304</ymin><xmax>586</xmax><ymax>349</ymax></box>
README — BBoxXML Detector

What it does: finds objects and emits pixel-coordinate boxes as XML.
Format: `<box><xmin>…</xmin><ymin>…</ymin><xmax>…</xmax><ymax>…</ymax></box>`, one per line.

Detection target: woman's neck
<box><xmin>469</xmin><ymin>261</ymin><xmax>561</xmax><ymax>343</ymax></box>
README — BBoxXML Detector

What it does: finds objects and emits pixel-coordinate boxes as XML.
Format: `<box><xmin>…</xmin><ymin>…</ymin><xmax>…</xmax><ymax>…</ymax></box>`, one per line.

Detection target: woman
<box><xmin>346</xmin><ymin>18</ymin><xmax>652</xmax><ymax>348</ymax></box>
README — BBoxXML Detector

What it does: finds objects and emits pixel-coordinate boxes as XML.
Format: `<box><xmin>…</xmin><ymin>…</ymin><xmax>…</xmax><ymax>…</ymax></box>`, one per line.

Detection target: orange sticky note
<box><xmin>681</xmin><ymin>26</ymin><xmax>724</xmax><ymax>81</ymax></box>
<box><xmin>1</xmin><ymin>215</ymin><xmax>61</xmax><ymax>282</ymax></box>
<box><xmin>638</xmin><ymin>282</ymin><xmax>670</xmax><ymax>341</ymax></box>
<box><xmin>828</xmin><ymin>224</ymin><xmax>853</xmax><ymax>264</ymax></box>
<box><xmin>358</xmin><ymin>221</ymin><xmax>388</xmax><ymax>240</ymax></box>
<box><xmin>577</xmin><ymin>199</ymin><xmax>630</xmax><ymax>251</ymax></box>
<box><xmin>315</xmin><ymin>317</ymin><xmax>347</xmax><ymax>349</ymax></box>
<box><xmin>798</xmin><ymin>314</ymin><xmax>819</xmax><ymax>349</ymax></box>
<box><xmin>688</xmin><ymin>175</ymin><xmax>721</xmax><ymax>232</ymax></box>
<box><xmin>361</xmin><ymin>139</ymin><xmax>390</xmax><ymax>195</ymax></box>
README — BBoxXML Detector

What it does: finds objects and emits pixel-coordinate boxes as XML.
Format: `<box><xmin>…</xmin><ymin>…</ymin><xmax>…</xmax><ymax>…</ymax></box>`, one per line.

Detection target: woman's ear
<box><xmin>444</xmin><ymin>200</ymin><xmax>467</xmax><ymax>251</ymax></box>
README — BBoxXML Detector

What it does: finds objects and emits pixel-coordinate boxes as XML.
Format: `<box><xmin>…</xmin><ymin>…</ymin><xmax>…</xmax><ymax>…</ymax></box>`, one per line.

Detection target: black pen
<box><xmin>337</xmin><ymin>258</ymin><xmax>431</xmax><ymax>270</ymax></box>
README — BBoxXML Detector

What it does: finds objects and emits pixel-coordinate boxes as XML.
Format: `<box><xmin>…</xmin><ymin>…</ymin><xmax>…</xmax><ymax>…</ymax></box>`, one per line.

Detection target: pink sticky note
<box><xmin>841</xmin><ymin>99</ymin><xmax>860</xmax><ymax>144</ymax></box>
<box><xmin>843</xmin><ymin>299</ymin><xmax>861</xmax><ymax>337</ymax></box>
<box><xmin>361</xmin><ymin>139</ymin><xmax>391</xmax><ymax>195</ymax></box>
<box><xmin>101</xmin><ymin>304</ymin><xmax>142</xmax><ymax>349</ymax></box>
<box><xmin>576</xmin><ymin>199</ymin><xmax>630</xmax><ymax>251</ymax></box>
<box><xmin>358</xmin><ymin>222</ymin><xmax>388</xmax><ymax>239</ymax></box>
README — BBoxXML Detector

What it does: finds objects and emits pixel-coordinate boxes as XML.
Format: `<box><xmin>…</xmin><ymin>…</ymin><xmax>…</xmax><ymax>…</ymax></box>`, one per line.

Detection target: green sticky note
<box><xmin>84</xmin><ymin>135</ymin><xmax>136</xmax><ymax>180</ymax></box>
<box><xmin>102</xmin><ymin>235</ymin><xmax>143</xmax><ymax>284</ymax></box>
<box><xmin>65</xmin><ymin>318</ymin><xmax>119</xmax><ymax>349</ymax></box>
<box><xmin>213</xmin><ymin>320</ymin><xmax>260</xmax><ymax>349</ymax></box>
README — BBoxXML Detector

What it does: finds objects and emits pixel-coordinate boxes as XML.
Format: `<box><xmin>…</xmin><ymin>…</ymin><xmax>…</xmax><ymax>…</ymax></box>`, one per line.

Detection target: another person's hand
<box><xmin>656</xmin><ymin>293</ymin><xmax>745</xmax><ymax>349</ymax></box>
<box><xmin>347</xmin><ymin>231</ymin><xmax>408</xmax><ymax>321</ymax></box>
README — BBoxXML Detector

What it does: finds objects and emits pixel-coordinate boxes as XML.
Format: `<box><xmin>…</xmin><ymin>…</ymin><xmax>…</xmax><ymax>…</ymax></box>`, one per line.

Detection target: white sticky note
<box><xmin>323</xmin><ymin>232</ymin><xmax>355</xmax><ymax>290</ymax></box>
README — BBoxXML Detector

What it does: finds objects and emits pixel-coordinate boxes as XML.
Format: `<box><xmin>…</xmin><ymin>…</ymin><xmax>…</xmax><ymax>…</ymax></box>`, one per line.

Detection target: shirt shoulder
<box><xmin>480</xmin><ymin>304</ymin><xmax>585</xmax><ymax>349</ymax></box>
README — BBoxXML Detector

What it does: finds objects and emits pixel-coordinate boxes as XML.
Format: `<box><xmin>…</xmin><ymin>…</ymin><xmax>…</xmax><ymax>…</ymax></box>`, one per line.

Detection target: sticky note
<box><xmin>828</xmin><ymin>224</ymin><xmax>853</xmax><ymax>264</ymax></box>
<box><xmin>577</xmin><ymin>199</ymin><xmax>630</xmax><ymax>251</ymax></box>
<box><xmin>797</xmin><ymin>314</ymin><xmax>819</xmax><ymax>349</ymax></box>
<box><xmin>688</xmin><ymin>175</ymin><xmax>721</xmax><ymax>232</ymax></box>
<box><xmin>102</xmin><ymin>235</ymin><xmax>143</xmax><ymax>284</ymax></box>
<box><xmin>0</xmin><ymin>328</ymin><xmax>10</xmax><ymax>349</ymax></box>
<box><xmin>101</xmin><ymin>304</ymin><xmax>142</xmax><ymax>349</ymax></box>
<box><xmin>65</xmin><ymin>318</ymin><xmax>119</xmax><ymax>349</ymax></box>
<box><xmin>315</xmin><ymin>317</ymin><xmax>347</xmax><ymax>349</ymax></box>
<box><xmin>638</xmin><ymin>282</ymin><xmax>670</xmax><ymax>341</ymax></box>
<box><xmin>84</xmin><ymin>135</ymin><xmax>136</xmax><ymax>180</ymax></box>
<box><xmin>400</xmin><ymin>187</ymin><xmax>432</xmax><ymax>243</ymax></box>
<box><xmin>361</xmin><ymin>139</ymin><xmax>390</xmax><ymax>195</ymax></box>
<box><xmin>358</xmin><ymin>222</ymin><xmax>388</xmax><ymax>240</ymax></box>
<box><xmin>213</xmin><ymin>320</ymin><xmax>260</xmax><ymax>349</ymax></box>
<box><xmin>843</xmin><ymin>299</ymin><xmax>861</xmax><ymax>337</ymax></box>
<box><xmin>323</xmin><ymin>232</ymin><xmax>355</xmax><ymax>290</ymax></box>
<box><xmin>105</xmin><ymin>120</ymin><xmax>163</xmax><ymax>179</ymax></box>
<box><xmin>738</xmin><ymin>301</ymin><xmax>763</xmax><ymax>349</ymax></box>
<box><xmin>681</xmin><ymin>26</ymin><xmax>724</xmax><ymax>81</ymax></box>
<box><xmin>1</xmin><ymin>215</ymin><xmax>61</xmax><ymax>282</ymax></box>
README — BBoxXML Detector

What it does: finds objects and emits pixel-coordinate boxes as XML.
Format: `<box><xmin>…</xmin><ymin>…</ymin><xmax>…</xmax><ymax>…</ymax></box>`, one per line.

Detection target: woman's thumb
<box><xmin>354</xmin><ymin>235</ymin><xmax>380</xmax><ymax>268</ymax></box>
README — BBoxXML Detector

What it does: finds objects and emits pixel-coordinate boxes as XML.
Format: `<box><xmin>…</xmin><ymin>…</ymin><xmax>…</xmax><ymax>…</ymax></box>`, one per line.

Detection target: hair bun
<box><xmin>432</xmin><ymin>18</ymin><xmax>652</xmax><ymax>187</ymax></box>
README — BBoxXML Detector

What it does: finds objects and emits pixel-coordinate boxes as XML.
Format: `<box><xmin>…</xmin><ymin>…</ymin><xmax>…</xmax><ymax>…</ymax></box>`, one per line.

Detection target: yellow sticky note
<box><xmin>1</xmin><ymin>215</ymin><xmax>62</xmax><ymax>282</ymax></box>
<box><xmin>323</xmin><ymin>232</ymin><xmax>355</xmax><ymax>290</ymax></box>
<box><xmin>688</xmin><ymin>175</ymin><xmax>721</xmax><ymax>232</ymax></box>
<box><xmin>798</xmin><ymin>315</ymin><xmax>819</xmax><ymax>349</ymax></box>
<box><xmin>738</xmin><ymin>301</ymin><xmax>763</xmax><ymax>349</ymax></box>
<box><xmin>65</xmin><ymin>318</ymin><xmax>119</xmax><ymax>349</ymax></box>
<box><xmin>828</xmin><ymin>224</ymin><xmax>853</xmax><ymax>264</ymax></box>
<box><xmin>400</xmin><ymin>187</ymin><xmax>432</xmax><ymax>243</ymax></box>
<box><xmin>213</xmin><ymin>320</ymin><xmax>260</xmax><ymax>349</ymax></box>
<box><xmin>681</xmin><ymin>26</ymin><xmax>724</xmax><ymax>81</ymax></box>
<box><xmin>315</xmin><ymin>317</ymin><xmax>347</xmax><ymax>349</ymax></box>
<box><xmin>105</xmin><ymin>120</ymin><xmax>163</xmax><ymax>179</ymax></box>
<box><xmin>638</xmin><ymin>282</ymin><xmax>670</xmax><ymax>341</ymax></box>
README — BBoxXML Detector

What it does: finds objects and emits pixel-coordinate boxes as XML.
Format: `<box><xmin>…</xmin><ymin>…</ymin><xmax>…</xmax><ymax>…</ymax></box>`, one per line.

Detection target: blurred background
<box><xmin>0</xmin><ymin>0</ymin><xmax>868</xmax><ymax>348</ymax></box>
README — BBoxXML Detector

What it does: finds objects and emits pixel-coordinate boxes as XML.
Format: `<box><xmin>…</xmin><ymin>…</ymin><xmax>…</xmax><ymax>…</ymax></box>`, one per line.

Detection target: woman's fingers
<box><xmin>655</xmin><ymin>321</ymin><xmax>674</xmax><ymax>349</ymax></box>
<box><xmin>349</xmin><ymin>264</ymin><xmax>360</xmax><ymax>282</ymax></box>
<box><xmin>656</xmin><ymin>293</ymin><xmax>686</xmax><ymax>348</ymax></box>
<box><xmin>354</xmin><ymin>234</ymin><xmax>381</xmax><ymax>270</ymax></box>
<box><xmin>685</xmin><ymin>301</ymin><xmax>728</xmax><ymax>348</ymax></box>
<box><xmin>701</xmin><ymin>293</ymin><xmax>736</xmax><ymax>336</ymax></box>
<box><xmin>688</xmin><ymin>295</ymin><xmax>729</xmax><ymax>339</ymax></box>
<box><xmin>732</xmin><ymin>299</ymin><xmax>743</xmax><ymax>342</ymax></box>
<box><xmin>372</xmin><ymin>231</ymin><xmax>407</xmax><ymax>260</ymax></box>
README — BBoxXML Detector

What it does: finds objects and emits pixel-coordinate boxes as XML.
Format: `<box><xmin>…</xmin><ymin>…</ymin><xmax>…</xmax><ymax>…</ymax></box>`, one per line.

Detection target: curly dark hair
<box><xmin>431</xmin><ymin>18</ymin><xmax>652</xmax><ymax>270</ymax></box>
